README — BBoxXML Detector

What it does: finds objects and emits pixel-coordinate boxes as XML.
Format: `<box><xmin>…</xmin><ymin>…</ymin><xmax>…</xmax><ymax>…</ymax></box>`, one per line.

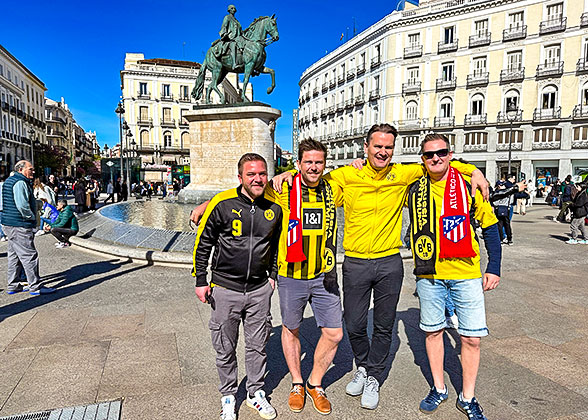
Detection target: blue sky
<box><xmin>2</xmin><ymin>0</ymin><xmax>403</xmax><ymax>151</ymax></box>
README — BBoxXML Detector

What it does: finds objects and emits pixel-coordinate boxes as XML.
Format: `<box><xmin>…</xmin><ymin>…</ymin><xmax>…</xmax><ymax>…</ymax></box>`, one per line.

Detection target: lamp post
<box><xmin>115</xmin><ymin>101</ymin><xmax>125</xmax><ymax>187</ymax></box>
<box><xmin>28</xmin><ymin>128</ymin><xmax>35</xmax><ymax>167</ymax></box>
<box><xmin>506</xmin><ymin>101</ymin><xmax>519</xmax><ymax>178</ymax></box>
<box><xmin>125</xmin><ymin>127</ymin><xmax>133</xmax><ymax>197</ymax></box>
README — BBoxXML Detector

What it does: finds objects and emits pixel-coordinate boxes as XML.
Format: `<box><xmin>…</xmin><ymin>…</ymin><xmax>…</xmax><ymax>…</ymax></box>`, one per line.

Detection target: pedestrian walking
<box><xmin>104</xmin><ymin>180</ymin><xmax>115</xmax><ymax>204</ymax></box>
<box><xmin>1</xmin><ymin>160</ymin><xmax>55</xmax><ymax>295</ymax></box>
<box><xmin>566</xmin><ymin>182</ymin><xmax>588</xmax><ymax>244</ymax></box>
<box><xmin>74</xmin><ymin>178</ymin><xmax>87</xmax><ymax>213</ymax></box>
<box><xmin>556</xmin><ymin>175</ymin><xmax>574</xmax><ymax>223</ymax></box>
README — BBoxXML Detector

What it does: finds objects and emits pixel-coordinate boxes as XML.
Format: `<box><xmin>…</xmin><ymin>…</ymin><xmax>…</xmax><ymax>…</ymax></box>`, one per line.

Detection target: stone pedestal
<box><xmin>177</xmin><ymin>103</ymin><xmax>281</xmax><ymax>203</ymax></box>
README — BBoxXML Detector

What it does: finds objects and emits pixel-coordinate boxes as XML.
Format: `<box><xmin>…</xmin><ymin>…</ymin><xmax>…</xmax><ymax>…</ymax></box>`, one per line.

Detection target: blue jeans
<box><xmin>39</xmin><ymin>217</ymin><xmax>52</xmax><ymax>231</ymax></box>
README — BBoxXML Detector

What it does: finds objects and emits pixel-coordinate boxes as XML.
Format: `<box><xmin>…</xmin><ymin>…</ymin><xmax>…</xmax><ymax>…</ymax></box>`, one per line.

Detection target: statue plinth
<box><xmin>177</xmin><ymin>104</ymin><xmax>281</xmax><ymax>203</ymax></box>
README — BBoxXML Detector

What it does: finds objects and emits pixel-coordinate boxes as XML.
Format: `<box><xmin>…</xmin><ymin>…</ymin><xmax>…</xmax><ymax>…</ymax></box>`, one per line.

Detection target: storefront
<box><xmin>533</xmin><ymin>160</ymin><xmax>559</xmax><ymax>188</ymax></box>
<box><xmin>171</xmin><ymin>164</ymin><xmax>190</xmax><ymax>187</ymax></box>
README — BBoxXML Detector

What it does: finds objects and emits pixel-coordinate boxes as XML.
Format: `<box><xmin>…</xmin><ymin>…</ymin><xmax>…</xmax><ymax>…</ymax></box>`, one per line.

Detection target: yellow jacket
<box><xmin>324</xmin><ymin>160</ymin><xmax>476</xmax><ymax>259</ymax></box>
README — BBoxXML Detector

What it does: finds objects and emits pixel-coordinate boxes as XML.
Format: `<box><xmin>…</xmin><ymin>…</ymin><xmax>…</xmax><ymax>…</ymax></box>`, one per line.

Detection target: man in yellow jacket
<box><xmin>273</xmin><ymin>124</ymin><xmax>487</xmax><ymax>410</ymax></box>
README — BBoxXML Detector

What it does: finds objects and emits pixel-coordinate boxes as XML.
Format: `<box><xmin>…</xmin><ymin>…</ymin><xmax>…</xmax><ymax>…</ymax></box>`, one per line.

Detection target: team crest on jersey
<box><xmin>386</xmin><ymin>172</ymin><xmax>396</xmax><ymax>182</ymax></box>
<box><xmin>442</xmin><ymin>215</ymin><xmax>467</xmax><ymax>243</ymax></box>
<box><xmin>264</xmin><ymin>209</ymin><xmax>275</xmax><ymax>221</ymax></box>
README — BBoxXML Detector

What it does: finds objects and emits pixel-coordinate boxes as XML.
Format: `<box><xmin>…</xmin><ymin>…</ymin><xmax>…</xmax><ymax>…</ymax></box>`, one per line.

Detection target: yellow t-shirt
<box><xmin>418</xmin><ymin>177</ymin><xmax>498</xmax><ymax>280</ymax></box>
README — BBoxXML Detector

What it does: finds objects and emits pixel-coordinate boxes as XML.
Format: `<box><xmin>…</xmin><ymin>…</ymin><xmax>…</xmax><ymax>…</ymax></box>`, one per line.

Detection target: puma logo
<box><xmin>232</xmin><ymin>209</ymin><xmax>242</xmax><ymax>217</ymax></box>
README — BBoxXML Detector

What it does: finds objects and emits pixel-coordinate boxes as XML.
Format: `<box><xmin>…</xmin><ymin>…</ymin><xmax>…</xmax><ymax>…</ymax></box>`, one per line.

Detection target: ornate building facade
<box><xmin>0</xmin><ymin>44</ymin><xmax>46</xmax><ymax>178</ymax></box>
<box><xmin>120</xmin><ymin>53</ymin><xmax>245</xmax><ymax>182</ymax></box>
<box><xmin>297</xmin><ymin>0</ymin><xmax>588</xmax><ymax>185</ymax></box>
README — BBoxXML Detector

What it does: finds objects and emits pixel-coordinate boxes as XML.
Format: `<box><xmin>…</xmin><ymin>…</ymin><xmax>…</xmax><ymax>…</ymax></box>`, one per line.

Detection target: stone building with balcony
<box><xmin>120</xmin><ymin>53</ymin><xmax>244</xmax><ymax>182</ymax></box>
<box><xmin>0</xmin><ymin>44</ymin><xmax>46</xmax><ymax>178</ymax></box>
<box><xmin>297</xmin><ymin>0</ymin><xmax>588</xmax><ymax>185</ymax></box>
<box><xmin>45</xmin><ymin>97</ymin><xmax>76</xmax><ymax>176</ymax></box>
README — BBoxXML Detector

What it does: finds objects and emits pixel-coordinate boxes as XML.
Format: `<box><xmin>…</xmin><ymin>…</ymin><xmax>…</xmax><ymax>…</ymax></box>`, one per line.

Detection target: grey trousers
<box><xmin>3</xmin><ymin>225</ymin><xmax>42</xmax><ymax>291</ymax></box>
<box><xmin>209</xmin><ymin>281</ymin><xmax>273</xmax><ymax>396</ymax></box>
<box><xmin>571</xmin><ymin>217</ymin><xmax>587</xmax><ymax>240</ymax></box>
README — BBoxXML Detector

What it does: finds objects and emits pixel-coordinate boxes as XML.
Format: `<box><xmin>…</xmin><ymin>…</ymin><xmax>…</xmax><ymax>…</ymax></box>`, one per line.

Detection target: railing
<box><xmin>434</xmin><ymin>116</ymin><xmax>455</xmax><ymax>127</ymax></box>
<box><xmin>347</xmin><ymin>70</ymin><xmax>355</xmax><ymax>80</ymax></box>
<box><xmin>369</xmin><ymin>89</ymin><xmax>380</xmax><ymax>100</ymax></box>
<box><xmin>138</xmin><ymin>117</ymin><xmax>153</xmax><ymax>126</ymax></box>
<box><xmin>533</xmin><ymin>107</ymin><xmax>561</xmax><ymax>121</ymax></box>
<box><xmin>466</xmin><ymin>72</ymin><xmax>489</xmax><ymax>87</ymax></box>
<box><xmin>337</xmin><ymin>75</ymin><xmax>345</xmax><ymax>84</ymax></box>
<box><xmin>403</xmin><ymin>45</ymin><xmax>423</xmax><ymax>58</ymax></box>
<box><xmin>572</xmin><ymin>140</ymin><xmax>588</xmax><ymax>149</ymax></box>
<box><xmin>573</xmin><ymin>105</ymin><xmax>588</xmax><ymax>119</ymax></box>
<box><xmin>327</xmin><ymin>106</ymin><xmax>336</xmax><ymax>115</ymax></box>
<box><xmin>402</xmin><ymin>146</ymin><xmax>420</xmax><ymax>154</ymax></box>
<box><xmin>160</xmin><ymin>118</ymin><xmax>176</xmax><ymax>127</ymax></box>
<box><xmin>355</xmin><ymin>95</ymin><xmax>365</xmax><ymax>105</ymax></box>
<box><xmin>322</xmin><ymin>83</ymin><xmax>328</xmax><ymax>93</ymax></box>
<box><xmin>536</xmin><ymin>61</ymin><xmax>564</xmax><ymax>78</ymax></box>
<box><xmin>137</xmin><ymin>91</ymin><xmax>151</xmax><ymax>99</ymax></box>
<box><xmin>402</xmin><ymin>81</ymin><xmax>421</xmax><ymax>94</ymax></box>
<box><xmin>178</xmin><ymin>95</ymin><xmax>190</xmax><ymax>102</ymax></box>
<box><xmin>533</xmin><ymin>141</ymin><xmax>560</xmax><ymax>150</ymax></box>
<box><xmin>312</xmin><ymin>112</ymin><xmax>318</xmax><ymax>120</ymax></box>
<box><xmin>160</xmin><ymin>94</ymin><xmax>174</xmax><ymax>101</ymax></box>
<box><xmin>497</xmin><ymin>110</ymin><xmax>523</xmax><ymax>123</ymax></box>
<box><xmin>399</xmin><ymin>119</ymin><xmax>421</xmax><ymax>129</ymax></box>
<box><xmin>539</xmin><ymin>17</ymin><xmax>567</xmax><ymax>35</ymax></box>
<box><xmin>356</xmin><ymin>63</ymin><xmax>366</xmax><ymax>75</ymax></box>
<box><xmin>371</xmin><ymin>56</ymin><xmax>381</xmax><ymax>68</ymax></box>
<box><xmin>582</xmin><ymin>13</ymin><xmax>588</xmax><ymax>28</ymax></box>
<box><xmin>345</xmin><ymin>99</ymin><xmax>354</xmax><ymax>109</ymax></box>
<box><xmin>496</xmin><ymin>142</ymin><xmax>522</xmax><ymax>151</ymax></box>
<box><xmin>577</xmin><ymin>59</ymin><xmax>588</xmax><ymax>74</ymax></box>
<box><xmin>500</xmin><ymin>67</ymin><xmax>525</xmax><ymax>84</ymax></box>
<box><xmin>336</xmin><ymin>102</ymin><xmax>344</xmax><ymax>111</ymax></box>
<box><xmin>320</xmin><ymin>109</ymin><xmax>327</xmax><ymax>117</ymax></box>
<box><xmin>438</xmin><ymin>39</ymin><xmax>458</xmax><ymax>53</ymax></box>
<box><xmin>502</xmin><ymin>25</ymin><xmax>527</xmax><ymax>41</ymax></box>
<box><xmin>464</xmin><ymin>114</ymin><xmax>487</xmax><ymax>125</ymax></box>
<box><xmin>312</xmin><ymin>88</ymin><xmax>319</xmax><ymax>96</ymax></box>
<box><xmin>464</xmin><ymin>143</ymin><xmax>488</xmax><ymax>152</ymax></box>
<box><xmin>436</xmin><ymin>78</ymin><xmax>456</xmax><ymax>91</ymax></box>
<box><xmin>469</xmin><ymin>32</ymin><xmax>491</xmax><ymax>48</ymax></box>
<box><xmin>329</xmin><ymin>80</ymin><xmax>336</xmax><ymax>88</ymax></box>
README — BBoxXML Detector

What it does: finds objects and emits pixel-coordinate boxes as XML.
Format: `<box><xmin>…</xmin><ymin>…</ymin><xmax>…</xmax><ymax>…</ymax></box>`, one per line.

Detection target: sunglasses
<box><xmin>422</xmin><ymin>148</ymin><xmax>450</xmax><ymax>160</ymax></box>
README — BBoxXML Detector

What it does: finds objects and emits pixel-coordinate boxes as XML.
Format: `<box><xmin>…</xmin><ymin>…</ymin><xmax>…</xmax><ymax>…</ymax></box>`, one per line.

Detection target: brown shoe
<box><xmin>306</xmin><ymin>384</ymin><xmax>332</xmax><ymax>415</ymax></box>
<box><xmin>288</xmin><ymin>384</ymin><xmax>305</xmax><ymax>412</ymax></box>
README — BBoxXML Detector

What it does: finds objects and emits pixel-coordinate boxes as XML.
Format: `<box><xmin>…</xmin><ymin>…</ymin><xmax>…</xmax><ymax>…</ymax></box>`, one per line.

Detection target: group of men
<box><xmin>192</xmin><ymin>124</ymin><xmax>502</xmax><ymax>420</ymax></box>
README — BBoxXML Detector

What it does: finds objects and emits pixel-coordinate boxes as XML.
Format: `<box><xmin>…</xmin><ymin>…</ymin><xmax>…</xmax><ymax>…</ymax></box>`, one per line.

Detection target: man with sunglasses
<box><xmin>272</xmin><ymin>124</ymin><xmax>488</xmax><ymax>410</ymax></box>
<box><xmin>408</xmin><ymin>134</ymin><xmax>501</xmax><ymax>420</ymax></box>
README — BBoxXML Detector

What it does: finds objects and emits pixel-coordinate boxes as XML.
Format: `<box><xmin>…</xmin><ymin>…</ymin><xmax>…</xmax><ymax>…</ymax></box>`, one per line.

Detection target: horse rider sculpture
<box><xmin>216</xmin><ymin>4</ymin><xmax>245</xmax><ymax>70</ymax></box>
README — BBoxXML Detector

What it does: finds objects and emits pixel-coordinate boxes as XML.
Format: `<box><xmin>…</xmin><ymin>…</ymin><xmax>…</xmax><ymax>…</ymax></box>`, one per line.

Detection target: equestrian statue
<box><xmin>192</xmin><ymin>5</ymin><xmax>279</xmax><ymax>104</ymax></box>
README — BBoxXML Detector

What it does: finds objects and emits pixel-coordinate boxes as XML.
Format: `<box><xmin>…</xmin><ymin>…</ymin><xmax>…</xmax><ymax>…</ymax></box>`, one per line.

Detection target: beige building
<box><xmin>298</xmin><ymin>0</ymin><xmax>588</xmax><ymax>185</ymax></box>
<box><xmin>120</xmin><ymin>53</ymin><xmax>246</xmax><ymax>182</ymax></box>
<box><xmin>0</xmin><ymin>44</ymin><xmax>46</xmax><ymax>178</ymax></box>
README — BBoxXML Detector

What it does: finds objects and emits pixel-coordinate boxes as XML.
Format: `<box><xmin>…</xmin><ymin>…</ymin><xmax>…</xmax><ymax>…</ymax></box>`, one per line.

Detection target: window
<box><xmin>472</xmin><ymin>57</ymin><xmax>487</xmax><ymax>75</ymax></box>
<box><xmin>574</xmin><ymin>126</ymin><xmax>588</xmax><ymax>141</ymax></box>
<box><xmin>403</xmin><ymin>135</ymin><xmax>420</xmax><ymax>150</ymax></box>
<box><xmin>139</xmin><ymin>106</ymin><xmax>148</xmax><ymax>121</ymax></box>
<box><xmin>360</xmin><ymin>52</ymin><xmax>366</xmax><ymax>68</ymax></box>
<box><xmin>0</xmin><ymin>64</ymin><xmax>3</xmax><ymax>76</ymax></box>
<box><xmin>443</xmin><ymin>26</ymin><xmax>455</xmax><ymax>43</ymax></box>
<box><xmin>408</xmin><ymin>33</ymin><xmax>420</xmax><ymax>47</ymax></box>
<box><xmin>163</xmin><ymin>131</ymin><xmax>172</xmax><ymax>147</ymax></box>
<box><xmin>407</xmin><ymin>67</ymin><xmax>419</xmax><ymax>83</ymax></box>
<box><xmin>374</xmin><ymin>44</ymin><xmax>381</xmax><ymax>59</ymax></box>
<box><xmin>508</xmin><ymin>11</ymin><xmax>524</xmax><ymax>28</ymax></box>
<box><xmin>504</xmin><ymin>89</ymin><xmax>520</xmax><ymax>110</ymax></box>
<box><xmin>181</xmin><ymin>132</ymin><xmax>190</xmax><ymax>147</ymax></box>
<box><xmin>546</xmin><ymin>3</ymin><xmax>563</xmax><ymax>21</ymax></box>
<box><xmin>140</xmin><ymin>130</ymin><xmax>149</xmax><ymax>146</ymax></box>
<box><xmin>359</xmin><ymin>82</ymin><xmax>365</xmax><ymax>96</ymax></box>
<box><xmin>373</xmin><ymin>75</ymin><xmax>380</xmax><ymax>90</ymax></box>
<box><xmin>534</xmin><ymin>128</ymin><xmax>561</xmax><ymax>142</ymax></box>
<box><xmin>139</xmin><ymin>82</ymin><xmax>148</xmax><ymax>95</ymax></box>
<box><xmin>340</xmin><ymin>63</ymin><xmax>345</xmax><ymax>77</ymax></box>
<box><xmin>440</xmin><ymin>97</ymin><xmax>453</xmax><ymax>117</ymax></box>
<box><xmin>507</xmin><ymin>51</ymin><xmax>523</xmax><ymax>70</ymax></box>
<box><xmin>541</xmin><ymin>86</ymin><xmax>558</xmax><ymax>110</ymax></box>
<box><xmin>348</xmin><ymin>114</ymin><xmax>353</xmax><ymax>130</ymax></box>
<box><xmin>474</xmin><ymin>19</ymin><xmax>488</xmax><ymax>35</ymax></box>
<box><xmin>359</xmin><ymin>111</ymin><xmax>364</xmax><ymax>127</ymax></box>
<box><xmin>441</xmin><ymin>63</ymin><xmax>454</xmax><ymax>81</ymax></box>
<box><xmin>582</xmin><ymin>83</ymin><xmax>588</xmax><ymax>106</ymax></box>
<box><xmin>498</xmin><ymin>130</ymin><xmax>523</xmax><ymax>144</ymax></box>
<box><xmin>406</xmin><ymin>101</ymin><xmax>418</xmax><ymax>120</ymax></box>
<box><xmin>465</xmin><ymin>132</ymin><xmax>488</xmax><ymax>145</ymax></box>
<box><xmin>163</xmin><ymin>107</ymin><xmax>172</xmax><ymax>121</ymax></box>
<box><xmin>180</xmin><ymin>85</ymin><xmax>189</xmax><ymax>99</ymax></box>
<box><xmin>544</xmin><ymin>44</ymin><xmax>561</xmax><ymax>65</ymax></box>
<box><xmin>349</xmin><ymin>86</ymin><xmax>354</xmax><ymax>100</ymax></box>
<box><xmin>471</xmin><ymin>94</ymin><xmax>484</xmax><ymax>115</ymax></box>
<box><xmin>372</xmin><ymin>105</ymin><xmax>379</xmax><ymax>124</ymax></box>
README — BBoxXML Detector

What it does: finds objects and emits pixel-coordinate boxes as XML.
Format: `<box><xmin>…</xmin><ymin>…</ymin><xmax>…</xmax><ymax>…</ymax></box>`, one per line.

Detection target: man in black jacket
<box><xmin>567</xmin><ymin>182</ymin><xmax>587</xmax><ymax>244</ymax></box>
<box><xmin>193</xmin><ymin>153</ymin><xmax>282</xmax><ymax>420</ymax></box>
<box><xmin>556</xmin><ymin>175</ymin><xmax>574</xmax><ymax>223</ymax></box>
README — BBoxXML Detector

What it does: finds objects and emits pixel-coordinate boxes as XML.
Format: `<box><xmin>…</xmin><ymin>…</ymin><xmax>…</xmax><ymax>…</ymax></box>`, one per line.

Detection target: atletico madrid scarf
<box><xmin>286</xmin><ymin>173</ymin><xmax>306</xmax><ymax>263</ymax></box>
<box><xmin>408</xmin><ymin>167</ymin><xmax>476</xmax><ymax>276</ymax></box>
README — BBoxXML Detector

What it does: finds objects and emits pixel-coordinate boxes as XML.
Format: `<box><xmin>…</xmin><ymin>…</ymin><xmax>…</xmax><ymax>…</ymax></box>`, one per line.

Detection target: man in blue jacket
<box><xmin>1</xmin><ymin>160</ymin><xmax>55</xmax><ymax>295</ymax></box>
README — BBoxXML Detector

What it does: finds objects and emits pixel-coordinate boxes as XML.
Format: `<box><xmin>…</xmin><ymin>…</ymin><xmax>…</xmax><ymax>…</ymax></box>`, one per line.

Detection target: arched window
<box><xmin>405</xmin><ymin>101</ymin><xmax>418</xmax><ymax>121</ymax></box>
<box><xmin>504</xmin><ymin>89</ymin><xmax>520</xmax><ymax>111</ymax></box>
<box><xmin>338</xmin><ymin>117</ymin><xmax>344</xmax><ymax>133</ymax></box>
<box><xmin>581</xmin><ymin>82</ymin><xmax>588</xmax><ymax>106</ymax></box>
<box><xmin>439</xmin><ymin>97</ymin><xmax>453</xmax><ymax>117</ymax></box>
<box><xmin>140</xmin><ymin>130</ymin><xmax>149</xmax><ymax>146</ymax></box>
<box><xmin>163</xmin><ymin>131</ymin><xmax>172</xmax><ymax>147</ymax></box>
<box><xmin>372</xmin><ymin>106</ymin><xmax>379</xmax><ymax>124</ymax></box>
<box><xmin>181</xmin><ymin>132</ymin><xmax>190</xmax><ymax>148</ymax></box>
<box><xmin>541</xmin><ymin>85</ymin><xmax>558</xmax><ymax>110</ymax></box>
<box><xmin>359</xmin><ymin>111</ymin><xmax>364</xmax><ymax>128</ymax></box>
<box><xmin>348</xmin><ymin>114</ymin><xmax>353</xmax><ymax>131</ymax></box>
<box><xmin>470</xmin><ymin>93</ymin><xmax>485</xmax><ymax>116</ymax></box>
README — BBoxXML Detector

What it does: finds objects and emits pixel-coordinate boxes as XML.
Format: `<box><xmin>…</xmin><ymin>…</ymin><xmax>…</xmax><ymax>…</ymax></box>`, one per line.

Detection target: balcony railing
<box><xmin>327</xmin><ymin>106</ymin><xmax>336</xmax><ymax>115</ymax></box>
<box><xmin>582</xmin><ymin>13</ymin><xmax>588</xmax><ymax>28</ymax></box>
<box><xmin>312</xmin><ymin>88</ymin><xmax>319</xmax><ymax>96</ymax></box>
<box><xmin>404</xmin><ymin>45</ymin><xmax>423</xmax><ymax>58</ymax></box>
<box><xmin>436</xmin><ymin>78</ymin><xmax>457</xmax><ymax>91</ymax></box>
<box><xmin>502</xmin><ymin>25</ymin><xmax>527</xmax><ymax>41</ymax></box>
<box><xmin>137</xmin><ymin>91</ymin><xmax>151</xmax><ymax>99</ymax></box>
<box><xmin>178</xmin><ymin>95</ymin><xmax>190</xmax><ymax>103</ymax></box>
<box><xmin>577</xmin><ymin>59</ymin><xmax>588</xmax><ymax>74</ymax></box>
<box><xmin>337</xmin><ymin>75</ymin><xmax>345</xmax><ymax>84</ymax></box>
<box><xmin>403</xmin><ymin>146</ymin><xmax>420</xmax><ymax>154</ymax></box>
<box><xmin>369</xmin><ymin>89</ymin><xmax>380</xmax><ymax>100</ymax></box>
<box><xmin>336</xmin><ymin>102</ymin><xmax>344</xmax><ymax>111</ymax></box>
<box><xmin>345</xmin><ymin>99</ymin><xmax>354</xmax><ymax>109</ymax></box>
<box><xmin>371</xmin><ymin>56</ymin><xmax>381</xmax><ymax>68</ymax></box>
<box><xmin>356</xmin><ymin>63</ymin><xmax>366</xmax><ymax>75</ymax></box>
<box><xmin>533</xmin><ymin>141</ymin><xmax>561</xmax><ymax>150</ymax></box>
<box><xmin>466</xmin><ymin>72</ymin><xmax>489</xmax><ymax>87</ymax></box>
<box><xmin>573</xmin><ymin>105</ymin><xmax>588</xmax><ymax>119</ymax></box>
<box><xmin>322</xmin><ymin>83</ymin><xmax>328</xmax><ymax>93</ymax></box>
<box><xmin>434</xmin><ymin>116</ymin><xmax>455</xmax><ymax>127</ymax></box>
<box><xmin>496</xmin><ymin>142</ymin><xmax>522</xmax><ymax>151</ymax></box>
<box><xmin>497</xmin><ymin>110</ymin><xmax>523</xmax><ymax>123</ymax></box>
<box><xmin>137</xmin><ymin>117</ymin><xmax>153</xmax><ymax>126</ymax></box>
<box><xmin>320</xmin><ymin>109</ymin><xmax>327</xmax><ymax>117</ymax></box>
<box><xmin>464</xmin><ymin>114</ymin><xmax>487</xmax><ymax>125</ymax></box>
<box><xmin>536</xmin><ymin>61</ymin><xmax>564</xmax><ymax>78</ymax></box>
<box><xmin>160</xmin><ymin>94</ymin><xmax>174</xmax><ymax>101</ymax></box>
<box><xmin>311</xmin><ymin>112</ymin><xmax>318</xmax><ymax>120</ymax></box>
<box><xmin>438</xmin><ymin>40</ymin><xmax>458</xmax><ymax>53</ymax></box>
<box><xmin>464</xmin><ymin>143</ymin><xmax>488</xmax><ymax>152</ymax></box>
<box><xmin>402</xmin><ymin>81</ymin><xmax>421</xmax><ymax>95</ymax></box>
<box><xmin>539</xmin><ymin>17</ymin><xmax>567</xmax><ymax>35</ymax></box>
<box><xmin>399</xmin><ymin>119</ymin><xmax>421</xmax><ymax>129</ymax></box>
<box><xmin>572</xmin><ymin>140</ymin><xmax>588</xmax><ymax>149</ymax></box>
<box><xmin>533</xmin><ymin>107</ymin><xmax>561</xmax><ymax>121</ymax></box>
<box><xmin>160</xmin><ymin>118</ymin><xmax>176</xmax><ymax>127</ymax></box>
<box><xmin>469</xmin><ymin>32</ymin><xmax>491</xmax><ymax>48</ymax></box>
<box><xmin>347</xmin><ymin>70</ymin><xmax>355</xmax><ymax>80</ymax></box>
<box><xmin>500</xmin><ymin>67</ymin><xmax>525</xmax><ymax>84</ymax></box>
<box><xmin>355</xmin><ymin>95</ymin><xmax>365</xmax><ymax>105</ymax></box>
<box><xmin>329</xmin><ymin>80</ymin><xmax>336</xmax><ymax>88</ymax></box>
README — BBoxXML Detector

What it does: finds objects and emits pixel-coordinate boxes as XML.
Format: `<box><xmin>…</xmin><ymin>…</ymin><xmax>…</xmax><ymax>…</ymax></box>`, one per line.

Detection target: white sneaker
<box><xmin>35</xmin><ymin>230</ymin><xmax>45</xmax><ymax>236</ymax></box>
<box><xmin>0</xmin><ymin>237</ymin><xmax>7</xmax><ymax>242</ymax></box>
<box><xmin>361</xmin><ymin>376</ymin><xmax>380</xmax><ymax>410</ymax></box>
<box><xmin>346</xmin><ymin>366</ymin><xmax>367</xmax><ymax>396</ymax></box>
<box><xmin>55</xmin><ymin>242</ymin><xmax>70</xmax><ymax>248</ymax></box>
<box><xmin>246</xmin><ymin>390</ymin><xmax>276</xmax><ymax>419</ymax></box>
<box><xmin>446</xmin><ymin>314</ymin><xmax>459</xmax><ymax>329</ymax></box>
<box><xmin>220</xmin><ymin>395</ymin><xmax>236</xmax><ymax>420</ymax></box>
<box><xmin>566</xmin><ymin>239</ymin><xmax>578</xmax><ymax>244</ymax></box>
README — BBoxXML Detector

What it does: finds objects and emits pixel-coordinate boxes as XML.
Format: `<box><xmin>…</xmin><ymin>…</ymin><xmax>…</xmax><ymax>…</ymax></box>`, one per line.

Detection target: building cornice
<box><xmin>0</xmin><ymin>44</ymin><xmax>46</xmax><ymax>90</ymax></box>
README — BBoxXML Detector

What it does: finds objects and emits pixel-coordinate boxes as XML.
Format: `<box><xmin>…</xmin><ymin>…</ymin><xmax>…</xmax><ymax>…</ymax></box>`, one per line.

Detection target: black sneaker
<box><xmin>456</xmin><ymin>397</ymin><xmax>487</xmax><ymax>420</ymax></box>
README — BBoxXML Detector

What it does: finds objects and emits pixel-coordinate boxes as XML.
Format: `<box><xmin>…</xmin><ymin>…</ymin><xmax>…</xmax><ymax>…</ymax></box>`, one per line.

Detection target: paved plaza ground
<box><xmin>0</xmin><ymin>204</ymin><xmax>587</xmax><ymax>419</ymax></box>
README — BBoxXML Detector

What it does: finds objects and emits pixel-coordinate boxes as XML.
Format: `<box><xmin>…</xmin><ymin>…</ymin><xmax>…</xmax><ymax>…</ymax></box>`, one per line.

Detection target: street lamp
<box><xmin>28</xmin><ymin>128</ymin><xmax>35</xmax><ymax>167</ymax></box>
<box><xmin>114</xmin><ymin>101</ymin><xmax>125</xmax><ymax>187</ymax></box>
<box><xmin>506</xmin><ymin>101</ymin><xmax>519</xmax><ymax>178</ymax></box>
<box><xmin>125</xmin><ymin>127</ymin><xmax>133</xmax><ymax>197</ymax></box>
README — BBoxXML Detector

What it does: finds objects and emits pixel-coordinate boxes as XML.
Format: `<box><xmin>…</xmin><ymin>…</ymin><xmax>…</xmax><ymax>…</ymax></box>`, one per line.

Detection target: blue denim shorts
<box><xmin>277</xmin><ymin>274</ymin><xmax>342</xmax><ymax>330</ymax></box>
<box><xmin>416</xmin><ymin>277</ymin><xmax>488</xmax><ymax>337</ymax></box>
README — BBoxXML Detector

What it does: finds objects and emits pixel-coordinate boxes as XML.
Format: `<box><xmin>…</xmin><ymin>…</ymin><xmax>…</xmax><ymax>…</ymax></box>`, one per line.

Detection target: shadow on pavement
<box><xmin>549</xmin><ymin>234</ymin><xmax>570</xmax><ymax>242</ymax></box>
<box><xmin>0</xmin><ymin>259</ymin><xmax>149</xmax><ymax>320</ymax></box>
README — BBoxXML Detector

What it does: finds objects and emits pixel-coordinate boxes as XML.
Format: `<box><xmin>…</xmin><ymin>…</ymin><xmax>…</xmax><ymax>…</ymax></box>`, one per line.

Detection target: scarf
<box><xmin>286</xmin><ymin>173</ymin><xmax>305</xmax><ymax>263</ymax></box>
<box><xmin>408</xmin><ymin>167</ymin><xmax>476</xmax><ymax>276</ymax></box>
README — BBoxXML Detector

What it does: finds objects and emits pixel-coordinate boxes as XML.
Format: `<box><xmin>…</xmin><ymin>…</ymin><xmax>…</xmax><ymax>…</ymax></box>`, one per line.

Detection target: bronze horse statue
<box><xmin>192</xmin><ymin>15</ymin><xmax>279</xmax><ymax>104</ymax></box>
